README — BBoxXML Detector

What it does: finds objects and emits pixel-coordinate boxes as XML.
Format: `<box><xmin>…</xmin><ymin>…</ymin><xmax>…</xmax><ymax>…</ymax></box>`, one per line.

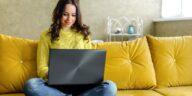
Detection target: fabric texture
<box><xmin>154</xmin><ymin>86</ymin><xmax>192</xmax><ymax>96</ymax></box>
<box><xmin>37</xmin><ymin>29</ymin><xmax>92</xmax><ymax>79</ymax></box>
<box><xmin>147</xmin><ymin>35</ymin><xmax>192</xmax><ymax>87</ymax></box>
<box><xmin>0</xmin><ymin>34</ymin><xmax>37</xmax><ymax>94</ymax></box>
<box><xmin>0</xmin><ymin>94</ymin><xmax>25</xmax><ymax>96</ymax></box>
<box><xmin>117</xmin><ymin>90</ymin><xmax>163</xmax><ymax>96</ymax></box>
<box><xmin>92</xmin><ymin>37</ymin><xmax>156</xmax><ymax>90</ymax></box>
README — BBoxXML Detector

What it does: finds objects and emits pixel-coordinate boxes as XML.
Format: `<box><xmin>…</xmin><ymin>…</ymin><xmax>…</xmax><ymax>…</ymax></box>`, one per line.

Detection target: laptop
<box><xmin>48</xmin><ymin>49</ymin><xmax>106</xmax><ymax>86</ymax></box>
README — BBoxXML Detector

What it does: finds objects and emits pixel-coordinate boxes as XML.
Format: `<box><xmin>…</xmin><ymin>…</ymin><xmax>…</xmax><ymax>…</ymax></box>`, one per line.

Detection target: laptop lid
<box><xmin>48</xmin><ymin>49</ymin><xmax>106</xmax><ymax>86</ymax></box>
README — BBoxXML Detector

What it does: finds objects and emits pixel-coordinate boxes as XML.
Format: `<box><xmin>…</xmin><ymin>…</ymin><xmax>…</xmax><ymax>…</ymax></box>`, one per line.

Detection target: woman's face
<box><xmin>61</xmin><ymin>4</ymin><xmax>76</xmax><ymax>29</ymax></box>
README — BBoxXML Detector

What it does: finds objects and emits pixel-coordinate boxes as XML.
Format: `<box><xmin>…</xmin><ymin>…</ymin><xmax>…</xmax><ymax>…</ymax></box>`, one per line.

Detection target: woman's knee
<box><xmin>103</xmin><ymin>80</ymin><xmax>117</xmax><ymax>95</ymax></box>
<box><xmin>24</xmin><ymin>78</ymin><xmax>45</xmax><ymax>92</ymax></box>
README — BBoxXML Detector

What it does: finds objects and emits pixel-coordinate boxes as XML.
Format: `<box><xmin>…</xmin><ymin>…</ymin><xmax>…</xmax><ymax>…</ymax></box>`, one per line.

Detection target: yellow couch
<box><xmin>0</xmin><ymin>34</ymin><xmax>192</xmax><ymax>96</ymax></box>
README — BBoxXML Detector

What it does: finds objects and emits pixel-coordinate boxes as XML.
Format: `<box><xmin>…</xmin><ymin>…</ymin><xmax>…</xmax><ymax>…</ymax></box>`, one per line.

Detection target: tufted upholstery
<box><xmin>93</xmin><ymin>37</ymin><xmax>156</xmax><ymax>89</ymax></box>
<box><xmin>0</xmin><ymin>93</ymin><xmax>24</xmax><ymax>96</ymax></box>
<box><xmin>154</xmin><ymin>86</ymin><xmax>192</xmax><ymax>96</ymax></box>
<box><xmin>117</xmin><ymin>90</ymin><xmax>163</xmax><ymax>96</ymax></box>
<box><xmin>147</xmin><ymin>35</ymin><xmax>192</xmax><ymax>87</ymax></box>
<box><xmin>1</xmin><ymin>34</ymin><xmax>192</xmax><ymax>96</ymax></box>
<box><xmin>0</xmin><ymin>34</ymin><xmax>37</xmax><ymax>94</ymax></box>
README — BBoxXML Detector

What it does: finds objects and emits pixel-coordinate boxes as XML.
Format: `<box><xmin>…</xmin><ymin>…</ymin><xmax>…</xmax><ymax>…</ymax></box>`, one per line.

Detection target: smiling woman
<box><xmin>61</xmin><ymin>4</ymin><xmax>76</xmax><ymax>28</ymax></box>
<box><xmin>23</xmin><ymin>0</ymin><xmax>117</xmax><ymax>96</ymax></box>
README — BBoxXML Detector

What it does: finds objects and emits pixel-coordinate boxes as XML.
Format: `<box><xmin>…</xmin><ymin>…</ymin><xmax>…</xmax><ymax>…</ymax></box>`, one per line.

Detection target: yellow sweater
<box><xmin>37</xmin><ymin>29</ymin><xmax>92</xmax><ymax>79</ymax></box>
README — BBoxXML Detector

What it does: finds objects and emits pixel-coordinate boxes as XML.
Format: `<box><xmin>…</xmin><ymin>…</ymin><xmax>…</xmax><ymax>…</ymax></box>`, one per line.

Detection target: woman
<box><xmin>24</xmin><ymin>0</ymin><xmax>117</xmax><ymax>96</ymax></box>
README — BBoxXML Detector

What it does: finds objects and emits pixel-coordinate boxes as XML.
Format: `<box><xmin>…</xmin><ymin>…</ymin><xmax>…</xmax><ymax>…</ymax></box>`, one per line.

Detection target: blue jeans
<box><xmin>24</xmin><ymin>78</ymin><xmax>117</xmax><ymax>96</ymax></box>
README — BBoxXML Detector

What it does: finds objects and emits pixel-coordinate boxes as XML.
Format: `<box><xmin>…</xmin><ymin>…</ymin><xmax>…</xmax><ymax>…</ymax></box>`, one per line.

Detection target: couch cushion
<box><xmin>117</xmin><ymin>90</ymin><xmax>163</xmax><ymax>96</ymax></box>
<box><xmin>0</xmin><ymin>34</ymin><xmax>37</xmax><ymax>94</ymax></box>
<box><xmin>0</xmin><ymin>93</ymin><xmax>24</xmax><ymax>96</ymax></box>
<box><xmin>154</xmin><ymin>86</ymin><xmax>192</xmax><ymax>96</ymax></box>
<box><xmin>147</xmin><ymin>35</ymin><xmax>192</xmax><ymax>87</ymax></box>
<box><xmin>92</xmin><ymin>37</ymin><xmax>156</xmax><ymax>89</ymax></box>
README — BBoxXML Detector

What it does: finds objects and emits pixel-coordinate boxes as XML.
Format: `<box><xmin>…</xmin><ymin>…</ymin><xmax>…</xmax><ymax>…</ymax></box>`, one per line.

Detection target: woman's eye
<box><xmin>63</xmin><ymin>13</ymin><xmax>76</xmax><ymax>17</ymax></box>
<box><xmin>63</xmin><ymin>14</ymin><xmax>67</xmax><ymax>16</ymax></box>
<box><xmin>63</xmin><ymin>13</ymin><xmax>69</xmax><ymax>16</ymax></box>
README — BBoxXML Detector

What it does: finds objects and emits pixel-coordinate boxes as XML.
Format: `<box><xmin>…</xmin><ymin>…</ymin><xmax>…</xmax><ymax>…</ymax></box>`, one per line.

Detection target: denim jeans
<box><xmin>24</xmin><ymin>78</ymin><xmax>117</xmax><ymax>96</ymax></box>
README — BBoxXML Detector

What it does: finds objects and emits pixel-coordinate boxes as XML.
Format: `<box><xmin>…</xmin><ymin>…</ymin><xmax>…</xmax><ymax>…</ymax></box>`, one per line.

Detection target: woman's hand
<box><xmin>45</xmin><ymin>72</ymin><xmax>48</xmax><ymax>79</ymax></box>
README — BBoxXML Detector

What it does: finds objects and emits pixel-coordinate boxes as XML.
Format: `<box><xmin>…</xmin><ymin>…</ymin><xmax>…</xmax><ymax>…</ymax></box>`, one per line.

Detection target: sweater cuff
<box><xmin>38</xmin><ymin>67</ymin><xmax>48</xmax><ymax>80</ymax></box>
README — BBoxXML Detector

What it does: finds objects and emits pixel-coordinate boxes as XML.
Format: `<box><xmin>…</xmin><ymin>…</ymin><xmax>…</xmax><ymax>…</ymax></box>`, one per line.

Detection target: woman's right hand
<box><xmin>45</xmin><ymin>72</ymin><xmax>48</xmax><ymax>79</ymax></box>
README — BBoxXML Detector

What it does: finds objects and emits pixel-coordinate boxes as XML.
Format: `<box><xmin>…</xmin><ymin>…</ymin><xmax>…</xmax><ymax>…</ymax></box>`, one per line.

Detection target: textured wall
<box><xmin>0</xmin><ymin>0</ymin><xmax>161</xmax><ymax>40</ymax></box>
<box><xmin>80</xmin><ymin>0</ymin><xmax>161</xmax><ymax>40</ymax></box>
<box><xmin>154</xmin><ymin>20</ymin><xmax>192</xmax><ymax>37</ymax></box>
<box><xmin>0</xmin><ymin>0</ymin><xmax>56</xmax><ymax>39</ymax></box>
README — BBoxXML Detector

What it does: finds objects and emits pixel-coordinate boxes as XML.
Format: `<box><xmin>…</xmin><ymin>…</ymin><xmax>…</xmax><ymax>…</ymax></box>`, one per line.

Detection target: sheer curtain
<box><xmin>161</xmin><ymin>0</ymin><xmax>192</xmax><ymax>18</ymax></box>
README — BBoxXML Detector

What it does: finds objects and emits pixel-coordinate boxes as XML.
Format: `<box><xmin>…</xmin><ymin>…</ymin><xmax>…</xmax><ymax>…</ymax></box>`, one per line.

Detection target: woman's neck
<box><xmin>61</xmin><ymin>27</ymin><xmax>71</xmax><ymax>31</ymax></box>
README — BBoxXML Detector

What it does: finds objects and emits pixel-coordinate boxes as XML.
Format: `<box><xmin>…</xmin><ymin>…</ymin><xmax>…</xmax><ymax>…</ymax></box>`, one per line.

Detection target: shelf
<box><xmin>110</xmin><ymin>33</ymin><xmax>141</xmax><ymax>36</ymax></box>
<box><xmin>106</xmin><ymin>16</ymin><xmax>143</xmax><ymax>41</ymax></box>
<box><xmin>107</xmin><ymin>33</ymin><xmax>142</xmax><ymax>42</ymax></box>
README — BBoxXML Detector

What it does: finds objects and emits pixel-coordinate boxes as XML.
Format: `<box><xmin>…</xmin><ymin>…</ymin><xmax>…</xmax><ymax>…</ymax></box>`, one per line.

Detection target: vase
<box><xmin>128</xmin><ymin>25</ymin><xmax>135</xmax><ymax>34</ymax></box>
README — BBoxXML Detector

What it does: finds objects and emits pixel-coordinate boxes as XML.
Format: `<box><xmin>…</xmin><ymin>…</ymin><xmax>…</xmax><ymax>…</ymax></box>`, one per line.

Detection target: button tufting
<box><xmin>20</xmin><ymin>60</ymin><xmax>23</xmax><ymax>64</ymax></box>
<box><xmin>173</xmin><ymin>59</ymin><xmax>176</xmax><ymax>62</ymax></box>
<box><xmin>128</xmin><ymin>60</ymin><xmax>131</xmax><ymax>63</ymax></box>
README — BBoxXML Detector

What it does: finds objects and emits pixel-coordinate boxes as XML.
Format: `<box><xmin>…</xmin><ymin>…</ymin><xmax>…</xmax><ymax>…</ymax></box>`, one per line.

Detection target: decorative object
<box><xmin>114</xmin><ymin>27</ymin><xmax>122</xmax><ymax>34</ymax></box>
<box><xmin>127</xmin><ymin>25</ymin><xmax>135</xmax><ymax>34</ymax></box>
<box><xmin>106</xmin><ymin>16</ymin><xmax>143</xmax><ymax>41</ymax></box>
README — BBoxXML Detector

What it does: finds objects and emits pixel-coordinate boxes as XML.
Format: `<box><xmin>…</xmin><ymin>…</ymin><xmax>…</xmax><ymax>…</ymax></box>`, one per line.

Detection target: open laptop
<box><xmin>48</xmin><ymin>49</ymin><xmax>106</xmax><ymax>86</ymax></box>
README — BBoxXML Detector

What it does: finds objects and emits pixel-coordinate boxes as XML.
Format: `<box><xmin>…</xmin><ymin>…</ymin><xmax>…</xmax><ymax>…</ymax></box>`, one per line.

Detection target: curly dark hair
<box><xmin>49</xmin><ymin>0</ymin><xmax>91</xmax><ymax>42</ymax></box>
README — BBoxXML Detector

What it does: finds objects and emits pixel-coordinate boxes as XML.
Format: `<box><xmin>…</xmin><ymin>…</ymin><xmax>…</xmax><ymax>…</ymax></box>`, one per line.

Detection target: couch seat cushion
<box><xmin>117</xmin><ymin>90</ymin><xmax>163</xmax><ymax>96</ymax></box>
<box><xmin>92</xmin><ymin>37</ymin><xmax>156</xmax><ymax>89</ymax></box>
<box><xmin>154</xmin><ymin>86</ymin><xmax>192</xmax><ymax>96</ymax></box>
<box><xmin>147</xmin><ymin>35</ymin><xmax>192</xmax><ymax>87</ymax></box>
<box><xmin>0</xmin><ymin>34</ymin><xmax>37</xmax><ymax>94</ymax></box>
<box><xmin>0</xmin><ymin>93</ymin><xmax>24</xmax><ymax>96</ymax></box>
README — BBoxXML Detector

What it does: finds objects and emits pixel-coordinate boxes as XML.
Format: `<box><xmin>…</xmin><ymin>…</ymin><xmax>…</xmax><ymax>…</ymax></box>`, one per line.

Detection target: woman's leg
<box><xmin>79</xmin><ymin>80</ymin><xmax>117</xmax><ymax>96</ymax></box>
<box><xmin>24</xmin><ymin>78</ymin><xmax>70</xmax><ymax>96</ymax></box>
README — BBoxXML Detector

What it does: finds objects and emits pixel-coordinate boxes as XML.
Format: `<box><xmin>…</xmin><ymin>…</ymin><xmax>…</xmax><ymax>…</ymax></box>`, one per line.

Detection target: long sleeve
<box><xmin>84</xmin><ymin>36</ymin><xmax>92</xmax><ymax>49</ymax></box>
<box><xmin>37</xmin><ymin>32</ymin><xmax>50</xmax><ymax>79</ymax></box>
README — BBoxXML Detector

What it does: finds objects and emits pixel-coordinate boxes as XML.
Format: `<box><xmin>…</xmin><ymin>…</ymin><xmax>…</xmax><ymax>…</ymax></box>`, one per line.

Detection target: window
<box><xmin>162</xmin><ymin>0</ymin><xmax>192</xmax><ymax>18</ymax></box>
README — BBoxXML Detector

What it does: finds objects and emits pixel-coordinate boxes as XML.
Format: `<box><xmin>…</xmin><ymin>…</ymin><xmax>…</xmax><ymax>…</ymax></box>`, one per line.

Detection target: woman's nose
<box><xmin>67</xmin><ymin>16</ymin><xmax>72</xmax><ymax>20</ymax></box>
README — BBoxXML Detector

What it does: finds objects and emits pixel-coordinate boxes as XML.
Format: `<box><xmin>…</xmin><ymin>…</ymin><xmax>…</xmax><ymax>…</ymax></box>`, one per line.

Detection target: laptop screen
<box><xmin>48</xmin><ymin>49</ymin><xmax>106</xmax><ymax>86</ymax></box>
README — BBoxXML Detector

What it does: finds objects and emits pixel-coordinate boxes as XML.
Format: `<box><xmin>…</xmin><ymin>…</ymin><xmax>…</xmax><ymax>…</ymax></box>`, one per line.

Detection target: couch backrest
<box><xmin>147</xmin><ymin>35</ymin><xmax>192</xmax><ymax>87</ymax></box>
<box><xmin>0</xmin><ymin>34</ymin><xmax>37</xmax><ymax>94</ymax></box>
<box><xmin>92</xmin><ymin>37</ymin><xmax>157</xmax><ymax>89</ymax></box>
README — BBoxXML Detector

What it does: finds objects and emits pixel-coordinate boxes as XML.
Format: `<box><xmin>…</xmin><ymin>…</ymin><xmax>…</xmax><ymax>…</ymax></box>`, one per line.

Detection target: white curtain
<box><xmin>161</xmin><ymin>0</ymin><xmax>192</xmax><ymax>18</ymax></box>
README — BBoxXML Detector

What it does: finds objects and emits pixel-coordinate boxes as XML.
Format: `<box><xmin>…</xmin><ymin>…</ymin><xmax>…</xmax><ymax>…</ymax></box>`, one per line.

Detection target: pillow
<box><xmin>147</xmin><ymin>35</ymin><xmax>192</xmax><ymax>87</ymax></box>
<box><xmin>92</xmin><ymin>37</ymin><xmax>156</xmax><ymax>89</ymax></box>
<box><xmin>0</xmin><ymin>34</ymin><xmax>37</xmax><ymax>94</ymax></box>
